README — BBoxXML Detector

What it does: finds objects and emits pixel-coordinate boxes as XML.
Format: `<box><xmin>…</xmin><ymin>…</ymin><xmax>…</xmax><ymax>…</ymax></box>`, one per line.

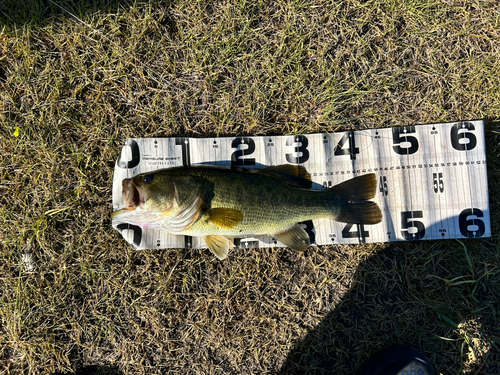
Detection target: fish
<box><xmin>111</xmin><ymin>165</ymin><xmax>382</xmax><ymax>260</ymax></box>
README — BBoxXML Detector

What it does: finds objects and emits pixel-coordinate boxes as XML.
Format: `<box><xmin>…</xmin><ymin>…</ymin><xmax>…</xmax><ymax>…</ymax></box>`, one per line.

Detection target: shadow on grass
<box><xmin>278</xmin><ymin>240</ymin><xmax>497</xmax><ymax>374</ymax></box>
<box><xmin>51</xmin><ymin>365</ymin><xmax>122</xmax><ymax>375</ymax></box>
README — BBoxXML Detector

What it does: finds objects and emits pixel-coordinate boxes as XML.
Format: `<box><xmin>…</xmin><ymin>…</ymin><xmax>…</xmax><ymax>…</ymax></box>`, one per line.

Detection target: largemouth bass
<box><xmin>112</xmin><ymin>165</ymin><xmax>382</xmax><ymax>259</ymax></box>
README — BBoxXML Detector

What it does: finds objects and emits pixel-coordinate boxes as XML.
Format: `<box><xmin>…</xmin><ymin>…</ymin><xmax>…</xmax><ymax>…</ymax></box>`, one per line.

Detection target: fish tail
<box><xmin>330</xmin><ymin>173</ymin><xmax>382</xmax><ymax>225</ymax></box>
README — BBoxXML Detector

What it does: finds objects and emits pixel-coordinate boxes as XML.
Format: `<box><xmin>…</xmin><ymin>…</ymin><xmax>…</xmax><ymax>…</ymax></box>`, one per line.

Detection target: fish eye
<box><xmin>143</xmin><ymin>174</ymin><xmax>155</xmax><ymax>184</ymax></box>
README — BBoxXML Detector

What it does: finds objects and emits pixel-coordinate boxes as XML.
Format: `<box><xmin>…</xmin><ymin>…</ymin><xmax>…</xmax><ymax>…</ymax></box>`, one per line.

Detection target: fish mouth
<box><xmin>123</xmin><ymin>178</ymin><xmax>146</xmax><ymax>207</ymax></box>
<box><xmin>111</xmin><ymin>178</ymin><xmax>146</xmax><ymax>219</ymax></box>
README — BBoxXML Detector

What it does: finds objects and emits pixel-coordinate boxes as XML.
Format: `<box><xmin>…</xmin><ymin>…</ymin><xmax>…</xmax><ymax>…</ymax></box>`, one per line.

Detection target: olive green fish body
<box><xmin>175</xmin><ymin>168</ymin><xmax>343</xmax><ymax>237</ymax></box>
<box><xmin>112</xmin><ymin>165</ymin><xmax>382</xmax><ymax>259</ymax></box>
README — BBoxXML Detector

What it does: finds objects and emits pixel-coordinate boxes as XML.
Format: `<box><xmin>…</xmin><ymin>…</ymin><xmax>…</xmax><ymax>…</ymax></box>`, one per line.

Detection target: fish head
<box><xmin>129</xmin><ymin>172</ymin><xmax>177</xmax><ymax>211</ymax></box>
<box><xmin>111</xmin><ymin>171</ymin><xmax>203</xmax><ymax>232</ymax></box>
<box><xmin>111</xmin><ymin>172</ymin><xmax>177</xmax><ymax>226</ymax></box>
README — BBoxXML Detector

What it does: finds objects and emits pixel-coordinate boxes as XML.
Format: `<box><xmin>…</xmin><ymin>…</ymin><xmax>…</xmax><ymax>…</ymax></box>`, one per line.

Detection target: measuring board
<box><xmin>112</xmin><ymin>120</ymin><xmax>491</xmax><ymax>251</ymax></box>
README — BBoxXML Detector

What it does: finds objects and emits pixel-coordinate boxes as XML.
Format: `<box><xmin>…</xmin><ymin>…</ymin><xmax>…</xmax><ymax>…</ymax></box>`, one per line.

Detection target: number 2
<box><xmin>231</xmin><ymin>137</ymin><xmax>256</xmax><ymax>166</ymax></box>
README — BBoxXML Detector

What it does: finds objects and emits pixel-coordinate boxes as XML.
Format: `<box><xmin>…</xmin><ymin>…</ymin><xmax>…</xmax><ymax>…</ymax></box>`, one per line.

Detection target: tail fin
<box><xmin>336</xmin><ymin>201</ymin><xmax>382</xmax><ymax>224</ymax></box>
<box><xmin>333</xmin><ymin>173</ymin><xmax>378</xmax><ymax>201</ymax></box>
<box><xmin>331</xmin><ymin>173</ymin><xmax>382</xmax><ymax>225</ymax></box>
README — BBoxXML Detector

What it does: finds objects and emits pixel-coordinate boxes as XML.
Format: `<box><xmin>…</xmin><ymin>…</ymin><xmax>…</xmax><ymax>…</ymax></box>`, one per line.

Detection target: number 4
<box><xmin>341</xmin><ymin>224</ymin><xmax>369</xmax><ymax>242</ymax></box>
<box><xmin>334</xmin><ymin>132</ymin><xmax>359</xmax><ymax>160</ymax></box>
<box><xmin>379</xmin><ymin>176</ymin><xmax>388</xmax><ymax>196</ymax></box>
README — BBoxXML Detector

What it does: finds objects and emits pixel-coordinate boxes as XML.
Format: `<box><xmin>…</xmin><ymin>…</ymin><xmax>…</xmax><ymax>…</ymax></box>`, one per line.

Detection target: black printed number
<box><xmin>334</xmin><ymin>132</ymin><xmax>359</xmax><ymax>160</ymax></box>
<box><xmin>400</xmin><ymin>211</ymin><xmax>425</xmax><ymax>240</ymax></box>
<box><xmin>286</xmin><ymin>135</ymin><xmax>309</xmax><ymax>164</ymax></box>
<box><xmin>342</xmin><ymin>224</ymin><xmax>369</xmax><ymax>242</ymax></box>
<box><xmin>231</xmin><ymin>137</ymin><xmax>256</xmax><ymax>166</ymax></box>
<box><xmin>175</xmin><ymin>138</ymin><xmax>191</xmax><ymax>166</ymax></box>
<box><xmin>116</xmin><ymin>139</ymin><xmax>140</xmax><ymax>169</ymax></box>
<box><xmin>459</xmin><ymin>208</ymin><xmax>485</xmax><ymax>238</ymax></box>
<box><xmin>116</xmin><ymin>224</ymin><xmax>142</xmax><ymax>247</ymax></box>
<box><xmin>379</xmin><ymin>176</ymin><xmax>388</xmax><ymax>196</ymax></box>
<box><xmin>300</xmin><ymin>220</ymin><xmax>315</xmax><ymax>244</ymax></box>
<box><xmin>450</xmin><ymin>122</ymin><xmax>477</xmax><ymax>151</ymax></box>
<box><xmin>392</xmin><ymin>126</ymin><xmax>419</xmax><ymax>155</ymax></box>
<box><xmin>433</xmin><ymin>173</ymin><xmax>444</xmax><ymax>193</ymax></box>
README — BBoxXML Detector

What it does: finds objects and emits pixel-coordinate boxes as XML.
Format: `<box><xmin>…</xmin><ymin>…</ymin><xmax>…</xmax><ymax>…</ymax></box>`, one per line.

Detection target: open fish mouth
<box><xmin>111</xmin><ymin>178</ymin><xmax>146</xmax><ymax>219</ymax></box>
<box><xmin>123</xmin><ymin>178</ymin><xmax>146</xmax><ymax>207</ymax></box>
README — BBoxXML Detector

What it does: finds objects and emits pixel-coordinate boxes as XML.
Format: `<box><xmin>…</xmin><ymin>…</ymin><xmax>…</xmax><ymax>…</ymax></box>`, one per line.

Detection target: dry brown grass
<box><xmin>1</xmin><ymin>0</ymin><xmax>499</xmax><ymax>374</ymax></box>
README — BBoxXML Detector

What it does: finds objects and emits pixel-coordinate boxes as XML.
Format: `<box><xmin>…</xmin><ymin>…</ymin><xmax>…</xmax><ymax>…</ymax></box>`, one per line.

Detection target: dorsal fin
<box><xmin>260</xmin><ymin>165</ymin><xmax>312</xmax><ymax>189</ymax></box>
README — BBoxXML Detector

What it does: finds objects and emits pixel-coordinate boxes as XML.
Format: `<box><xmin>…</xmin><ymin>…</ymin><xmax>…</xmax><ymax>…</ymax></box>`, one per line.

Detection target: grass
<box><xmin>1</xmin><ymin>0</ymin><xmax>500</xmax><ymax>374</ymax></box>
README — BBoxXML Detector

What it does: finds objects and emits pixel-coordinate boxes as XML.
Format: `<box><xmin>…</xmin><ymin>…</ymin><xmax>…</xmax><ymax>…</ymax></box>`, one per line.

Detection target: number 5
<box><xmin>392</xmin><ymin>126</ymin><xmax>419</xmax><ymax>155</ymax></box>
<box><xmin>400</xmin><ymin>211</ymin><xmax>425</xmax><ymax>240</ymax></box>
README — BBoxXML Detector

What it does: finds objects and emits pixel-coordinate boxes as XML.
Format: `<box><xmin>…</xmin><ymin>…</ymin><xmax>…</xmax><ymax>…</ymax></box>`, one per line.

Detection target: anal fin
<box><xmin>205</xmin><ymin>235</ymin><xmax>231</xmax><ymax>260</ymax></box>
<box><xmin>274</xmin><ymin>224</ymin><xmax>311</xmax><ymax>252</ymax></box>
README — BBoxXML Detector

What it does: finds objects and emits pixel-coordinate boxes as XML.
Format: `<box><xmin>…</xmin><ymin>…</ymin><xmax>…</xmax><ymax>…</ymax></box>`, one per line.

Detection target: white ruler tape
<box><xmin>112</xmin><ymin>120</ymin><xmax>491</xmax><ymax>251</ymax></box>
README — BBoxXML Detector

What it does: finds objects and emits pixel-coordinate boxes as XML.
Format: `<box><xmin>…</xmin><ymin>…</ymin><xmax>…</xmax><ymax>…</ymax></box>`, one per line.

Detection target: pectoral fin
<box><xmin>274</xmin><ymin>224</ymin><xmax>311</xmax><ymax>252</ymax></box>
<box><xmin>205</xmin><ymin>235</ymin><xmax>231</xmax><ymax>260</ymax></box>
<box><xmin>206</xmin><ymin>208</ymin><xmax>243</xmax><ymax>228</ymax></box>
